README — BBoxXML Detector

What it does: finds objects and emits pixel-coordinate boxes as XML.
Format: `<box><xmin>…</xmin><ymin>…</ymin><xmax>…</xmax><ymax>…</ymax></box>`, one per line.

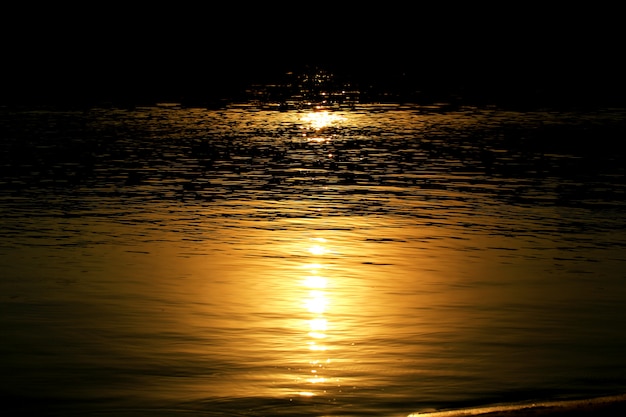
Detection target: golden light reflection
<box><xmin>307</xmin><ymin>341</ymin><xmax>327</xmax><ymax>351</ymax></box>
<box><xmin>305</xmin><ymin>290</ymin><xmax>327</xmax><ymax>314</ymax></box>
<box><xmin>301</xmin><ymin>110</ymin><xmax>344</xmax><ymax>130</ymax></box>
<box><xmin>308</xmin><ymin>238</ymin><xmax>328</xmax><ymax>256</ymax></box>
<box><xmin>304</xmin><ymin>275</ymin><xmax>327</xmax><ymax>288</ymax></box>
<box><xmin>308</xmin><ymin>245</ymin><xmax>327</xmax><ymax>256</ymax></box>
<box><xmin>298</xmin><ymin>237</ymin><xmax>333</xmax><ymax>392</ymax></box>
<box><xmin>309</xmin><ymin>318</ymin><xmax>327</xmax><ymax>339</ymax></box>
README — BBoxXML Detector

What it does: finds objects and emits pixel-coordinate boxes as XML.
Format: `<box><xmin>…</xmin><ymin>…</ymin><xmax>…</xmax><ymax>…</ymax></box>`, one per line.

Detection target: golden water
<box><xmin>1</xmin><ymin>103</ymin><xmax>625</xmax><ymax>416</ymax></box>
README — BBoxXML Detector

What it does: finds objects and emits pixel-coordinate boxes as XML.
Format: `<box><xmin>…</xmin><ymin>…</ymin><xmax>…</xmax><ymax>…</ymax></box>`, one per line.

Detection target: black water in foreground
<box><xmin>1</xmin><ymin>102</ymin><xmax>625</xmax><ymax>416</ymax></box>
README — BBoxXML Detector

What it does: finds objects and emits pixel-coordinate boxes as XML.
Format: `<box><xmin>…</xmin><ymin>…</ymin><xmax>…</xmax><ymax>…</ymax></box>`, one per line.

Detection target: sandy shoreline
<box><xmin>409</xmin><ymin>394</ymin><xmax>626</xmax><ymax>416</ymax></box>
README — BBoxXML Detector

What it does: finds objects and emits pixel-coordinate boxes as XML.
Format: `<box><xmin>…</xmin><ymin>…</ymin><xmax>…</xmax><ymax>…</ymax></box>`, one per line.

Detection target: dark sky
<box><xmin>3</xmin><ymin>4</ymin><xmax>624</xmax><ymax>107</ymax></box>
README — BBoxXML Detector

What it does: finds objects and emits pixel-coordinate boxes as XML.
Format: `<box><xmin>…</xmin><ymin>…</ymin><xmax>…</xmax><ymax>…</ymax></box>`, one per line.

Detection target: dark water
<box><xmin>1</xmin><ymin>101</ymin><xmax>626</xmax><ymax>416</ymax></box>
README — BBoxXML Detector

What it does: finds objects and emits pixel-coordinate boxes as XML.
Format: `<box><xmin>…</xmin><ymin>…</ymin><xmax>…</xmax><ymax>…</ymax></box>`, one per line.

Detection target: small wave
<box><xmin>409</xmin><ymin>393</ymin><xmax>626</xmax><ymax>417</ymax></box>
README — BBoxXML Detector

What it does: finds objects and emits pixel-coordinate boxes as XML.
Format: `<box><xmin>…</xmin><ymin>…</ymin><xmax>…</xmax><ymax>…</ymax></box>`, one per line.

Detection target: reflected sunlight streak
<box><xmin>298</xmin><ymin>236</ymin><xmax>334</xmax><ymax>395</ymax></box>
<box><xmin>304</xmin><ymin>263</ymin><xmax>323</xmax><ymax>271</ymax></box>
<box><xmin>305</xmin><ymin>290</ymin><xmax>327</xmax><ymax>314</ymax></box>
<box><xmin>301</xmin><ymin>111</ymin><xmax>344</xmax><ymax>130</ymax></box>
<box><xmin>308</xmin><ymin>245</ymin><xmax>327</xmax><ymax>256</ymax></box>
<box><xmin>307</xmin><ymin>341</ymin><xmax>327</xmax><ymax>351</ymax></box>
<box><xmin>304</xmin><ymin>275</ymin><xmax>327</xmax><ymax>288</ymax></box>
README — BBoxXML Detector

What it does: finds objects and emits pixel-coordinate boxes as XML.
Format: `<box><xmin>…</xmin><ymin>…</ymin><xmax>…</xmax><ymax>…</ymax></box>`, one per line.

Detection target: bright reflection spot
<box><xmin>305</xmin><ymin>290</ymin><xmax>327</xmax><ymax>314</ymax></box>
<box><xmin>301</xmin><ymin>111</ymin><xmax>343</xmax><ymax>130</ymax></box>
<box><xmin>298</xmin><ymin>237</ymin><xmax>332</xmax><ymax>395</ymax></box>
<box><xmin>308</xmin><ymin>342</ymin><xmax>327</xmax><ymax>351</ymax></box>
<box><xmin>304</xmin><ymin>275</ymin><xmax>327</xmax><ymax>288</ymax></box>
<box><xmin>309</xmin><ymin>318</ymin><xmax>327</xmax><ymax>331</ymax></box>
<box><xmin>307</xmin><ymin>137</ymin><xmax>327</xmax><ymax>143</ymax></box>
<box><xmin>299</xmin><ymin>391</ymin><xmax>315</xmax><ymax>397</ymax></box>
<box><xmin>308</xmin><ymin>245</ymin><xmax>327</xmax><ymax>255</ymax></box>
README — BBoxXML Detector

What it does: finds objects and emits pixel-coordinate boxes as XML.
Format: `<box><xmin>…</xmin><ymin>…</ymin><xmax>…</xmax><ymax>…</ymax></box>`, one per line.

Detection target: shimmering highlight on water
<box><xmin>1</xmin><ymin>103</ymin><xmax>625</xmax><ymax>416</ymax></box>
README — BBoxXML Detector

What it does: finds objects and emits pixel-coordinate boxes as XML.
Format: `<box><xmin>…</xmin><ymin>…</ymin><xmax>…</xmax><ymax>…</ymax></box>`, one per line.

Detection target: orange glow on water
<box><xmin>304</xmin><ymin>290</ymin><xmax>327</xmax><ymax>314</ymax></box>
<box><xmin>303</xmin><ymin>275</ymin><xmax>327</xmax><ymax>288</ymax></box>
<box><xmin>307</xmin><ymin>342</ymin><xmax>327</xmax><ymax>351</ymax></box>
<box><xmin>5</xmin><ymin>103</ymin><xmax>626</xmax><ymax>415</ymax></box>
<box><xmin>308</xmin><ymin>244</ymin><xmax>327</xmax><ymax>255</ymax></box>
<box><xmin>301</xmin><ymin>110</ymin><xmax>344</xmax><ymax>130</ymax></box>
<box><xmin>298</xmin><ymin>235</ymin><xmax>334</xmax><ymax>395</ymax></box>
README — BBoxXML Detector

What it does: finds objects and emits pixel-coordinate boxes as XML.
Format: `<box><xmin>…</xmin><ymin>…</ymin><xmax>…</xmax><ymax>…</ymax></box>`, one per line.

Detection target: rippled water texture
<box><xmin>1</xmin><ymin>103</ymin><xmax>625</xmax><ymax>416</ymax></box>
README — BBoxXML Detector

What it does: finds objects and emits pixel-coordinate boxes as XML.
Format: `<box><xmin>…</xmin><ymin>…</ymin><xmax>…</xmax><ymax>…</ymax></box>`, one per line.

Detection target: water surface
<box><xmin>1</xmin><ymin>103</ymin><xmax>625</xmax><ymax>416</ymax></box>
